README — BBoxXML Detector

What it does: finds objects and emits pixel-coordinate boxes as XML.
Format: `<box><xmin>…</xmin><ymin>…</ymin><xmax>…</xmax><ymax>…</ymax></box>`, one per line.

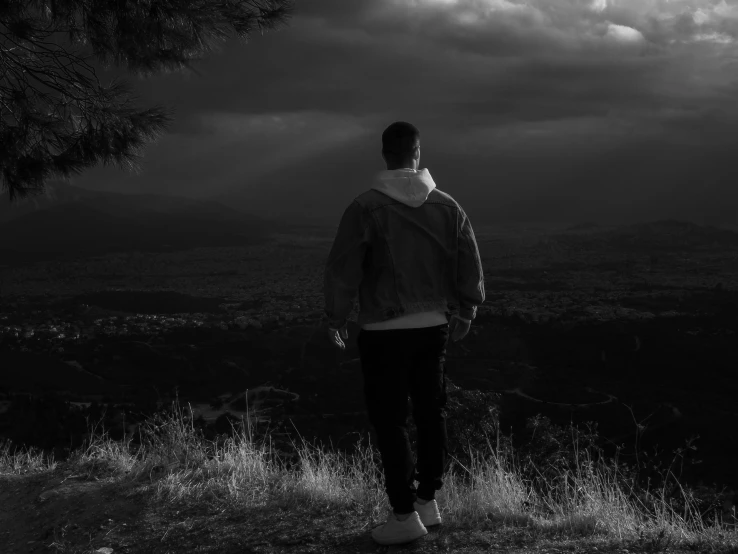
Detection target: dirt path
<box><xmin>0</xmin><ymin>469</ymin><xmax>144</xmax><ymax>553</ymax></box>
<box><xmin>0</xmin><ymin>468</ymin><xmax>723</xmax><ymax>553</ymax></box>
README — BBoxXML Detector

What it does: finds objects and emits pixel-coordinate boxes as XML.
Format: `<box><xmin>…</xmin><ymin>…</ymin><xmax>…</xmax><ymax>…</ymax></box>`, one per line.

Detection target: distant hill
<box><xmin>209</xmin><ymin>189</ymin><xmax>339</xmax><ymax>228</ymax></box>
<box><xmin>0</xmin><ymin>182</ymin><xmax>106</xmax><ymax>223</ymax></box>
<box><xmin>0</xmin><ymin>183</ymin><xmax>286</xmax><ymax>265</ymax></box>
<box><xmin>555</xmin><ymin>219</ymin><xmax>738</xmax><ymax>253</ymax></box>
<box><xmin>612</xmin><ymin>219</ymin><xmax>738</xmax><ymax>249</ymax></box>
<box><xmin>564</xmin><ymin>221</ymin><xmax>601</xmax><ymax>232</ymax></box>
<box><xmin>0</xmin><ymin>182</ymin><xmax>278</xmax><ymax>225</ymax></box>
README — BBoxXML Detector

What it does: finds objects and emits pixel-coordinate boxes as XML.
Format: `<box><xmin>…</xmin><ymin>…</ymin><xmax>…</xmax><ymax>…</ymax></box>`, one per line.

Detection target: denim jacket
<box><xmin>323</xmin><ymin>168</ymin><xmax>485</xmax><ymax>331</ymax></box>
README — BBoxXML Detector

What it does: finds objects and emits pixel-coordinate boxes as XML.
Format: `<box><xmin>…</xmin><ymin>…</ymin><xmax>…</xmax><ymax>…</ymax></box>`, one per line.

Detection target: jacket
<box><xmin>323</xmin><ymin>167</ymin><xmax>485</xmax><ymax>331</ymax></box>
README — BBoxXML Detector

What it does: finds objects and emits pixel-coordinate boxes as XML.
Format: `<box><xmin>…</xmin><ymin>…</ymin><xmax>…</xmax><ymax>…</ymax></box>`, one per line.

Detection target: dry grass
<box><xmin>3</xmin><ymin>398</ymin><xmax>737</xmax><ymax>552</ymax></box>
<box><xmin>0</xmin><ymin>439</ymin><xmax>57</xmax><ymax>474</ymax></box>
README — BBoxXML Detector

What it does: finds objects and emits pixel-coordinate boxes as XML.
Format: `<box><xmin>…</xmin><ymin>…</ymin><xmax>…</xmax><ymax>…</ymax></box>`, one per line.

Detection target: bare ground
<box><xmin>1</xmin><ymin>466</ymin><xmax>726</xmax><ymax>554</ymax></box>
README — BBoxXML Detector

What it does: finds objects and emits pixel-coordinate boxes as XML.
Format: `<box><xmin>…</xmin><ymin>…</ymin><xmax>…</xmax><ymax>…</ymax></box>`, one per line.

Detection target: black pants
<box><xmin>357</xmin><ymin>323</ymin><xmax>450</xmax><ymax>515</ymax></box>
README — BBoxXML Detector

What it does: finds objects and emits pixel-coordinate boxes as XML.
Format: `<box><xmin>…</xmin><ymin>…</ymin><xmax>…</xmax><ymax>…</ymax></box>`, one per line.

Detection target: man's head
<box><xmin>382</xmin><ymin>121</ymin><xmax>420</xmax><ymax>170</ymax></box>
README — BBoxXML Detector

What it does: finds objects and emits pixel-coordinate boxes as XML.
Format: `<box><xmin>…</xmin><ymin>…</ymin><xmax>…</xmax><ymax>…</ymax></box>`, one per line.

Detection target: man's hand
<box><xmin>328</xmin><ymin>323</ymin><xmax>349</xmax><ymax>349</ymax></box>
<box><xmin>448</xmin><ymin>314</ymin><xmax>471</xmax><ymax>342</ymax></box>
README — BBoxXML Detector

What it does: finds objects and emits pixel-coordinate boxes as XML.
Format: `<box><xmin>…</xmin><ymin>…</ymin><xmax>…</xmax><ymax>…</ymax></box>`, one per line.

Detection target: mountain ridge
<box><xmin>0</xmin><ymin>182</ymin><xmax>276</xmax><ymax>225</ymax></box>
<box><xmin>0</xmin><ymin>183</ymin><xmax>290</xmax><ymax>266</ymax></box>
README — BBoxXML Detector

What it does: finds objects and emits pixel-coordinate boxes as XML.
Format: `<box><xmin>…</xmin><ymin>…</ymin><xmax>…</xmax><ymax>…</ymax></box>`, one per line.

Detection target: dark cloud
<box><xmin>71</xmin><ymin>0</ymin><xmax>738</xmax><ymax>227</ymax></box>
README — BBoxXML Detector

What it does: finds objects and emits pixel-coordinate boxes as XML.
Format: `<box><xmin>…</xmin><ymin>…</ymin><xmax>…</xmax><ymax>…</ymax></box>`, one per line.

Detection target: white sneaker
<box><xmin>370</xmin><ymin>510</ymin><xmax>428</xmax><ymax>545</ymax></box>
<box><xmin>413</xmin><ymin>498</ymin><xmax>442</xmax><ymax>527</ymax></box>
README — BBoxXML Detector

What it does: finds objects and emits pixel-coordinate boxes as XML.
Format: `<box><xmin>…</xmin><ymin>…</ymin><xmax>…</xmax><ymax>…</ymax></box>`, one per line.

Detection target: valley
<box><xmin>1</xmin><ymin>219</ymin><xmax>737</xmax><ymax>500</ymax></box>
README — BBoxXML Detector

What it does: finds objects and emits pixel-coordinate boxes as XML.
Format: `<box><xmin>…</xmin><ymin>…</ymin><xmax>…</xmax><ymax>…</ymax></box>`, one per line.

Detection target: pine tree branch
<box><xmin>0</xmin><ymin>0</ymin><xmax>294</xmax><ymax>202</ymax></box>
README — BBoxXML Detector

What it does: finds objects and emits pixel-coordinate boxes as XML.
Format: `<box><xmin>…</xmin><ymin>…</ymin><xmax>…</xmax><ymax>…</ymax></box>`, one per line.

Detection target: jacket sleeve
<box><xmin>457</xmin><ymin>206</ymin><xmax>485</xmax><ymax>321</ymax></box>
<box><xmin>324</xmin><ymin>200</ymin><xmax>371</xmax><ymax>329</ymax></box>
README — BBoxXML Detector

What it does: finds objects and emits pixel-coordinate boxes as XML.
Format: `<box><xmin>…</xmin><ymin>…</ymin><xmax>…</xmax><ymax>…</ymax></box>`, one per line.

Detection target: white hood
<box><xmin>370</xmin><ymin>168</ymin><xmax>437</xmax><ymax>208</ymax></box>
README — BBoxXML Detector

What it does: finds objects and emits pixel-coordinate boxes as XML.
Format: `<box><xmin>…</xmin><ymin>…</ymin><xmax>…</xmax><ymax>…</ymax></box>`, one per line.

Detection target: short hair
<box><xmin>382</xmin><ymin>121</ymin><xmax>420</xmax><ymax>164</ymax></box>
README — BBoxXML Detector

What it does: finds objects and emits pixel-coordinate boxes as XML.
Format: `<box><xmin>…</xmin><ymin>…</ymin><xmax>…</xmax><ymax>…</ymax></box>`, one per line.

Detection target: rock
<box><xmin>95</xmin><ymin>548</ymin><xmax>114</xmax><ymax>554</ymax></box>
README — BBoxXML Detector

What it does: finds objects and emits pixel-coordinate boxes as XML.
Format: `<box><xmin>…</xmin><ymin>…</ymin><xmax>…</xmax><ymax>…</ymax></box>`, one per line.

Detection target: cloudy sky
<box><xmin>71</xmin><ymin>0</ymin><xmax>738</xmax><ymax>227</ymax></box>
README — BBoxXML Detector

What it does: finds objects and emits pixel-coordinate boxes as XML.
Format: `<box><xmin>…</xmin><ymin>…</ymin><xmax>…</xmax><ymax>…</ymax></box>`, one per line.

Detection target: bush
<box><xmin>407</xmin><ymin>386</ymin><xmax>504</xmax><ymax>484</ymax></box>
<box><xmin>514</xmin><ymin>415</ymin><xmax>601</xmax><ymax>501</ymax></box>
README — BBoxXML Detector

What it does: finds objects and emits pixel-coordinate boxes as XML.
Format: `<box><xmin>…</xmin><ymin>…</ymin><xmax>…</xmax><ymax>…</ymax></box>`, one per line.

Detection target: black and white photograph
<box><xmin>2</xmin><ymin>0</ymin><xmax>738</xmax><ymax>551</ymax></box>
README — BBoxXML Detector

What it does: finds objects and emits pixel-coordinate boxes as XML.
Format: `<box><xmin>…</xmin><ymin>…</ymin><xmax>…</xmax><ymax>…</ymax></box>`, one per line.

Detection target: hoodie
<box><xmin>360</xmin><ymin>168</ymin><xmax>466</xmax><ymax>331</ymax></box>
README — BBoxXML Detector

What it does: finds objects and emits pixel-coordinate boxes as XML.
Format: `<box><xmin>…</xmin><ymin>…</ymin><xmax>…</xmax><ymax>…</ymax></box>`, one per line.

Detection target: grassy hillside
<box><xmin>1</xmin><ymin>399</ymin><xmax>736</xmax><ymax>553</ymax></box>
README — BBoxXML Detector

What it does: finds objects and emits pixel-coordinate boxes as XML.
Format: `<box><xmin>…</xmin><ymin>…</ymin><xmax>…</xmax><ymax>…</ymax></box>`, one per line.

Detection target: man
<box><xmin>323</xmin><ymin>121</ymin><xmax>485</xmax><ymax>546</ymax></box>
